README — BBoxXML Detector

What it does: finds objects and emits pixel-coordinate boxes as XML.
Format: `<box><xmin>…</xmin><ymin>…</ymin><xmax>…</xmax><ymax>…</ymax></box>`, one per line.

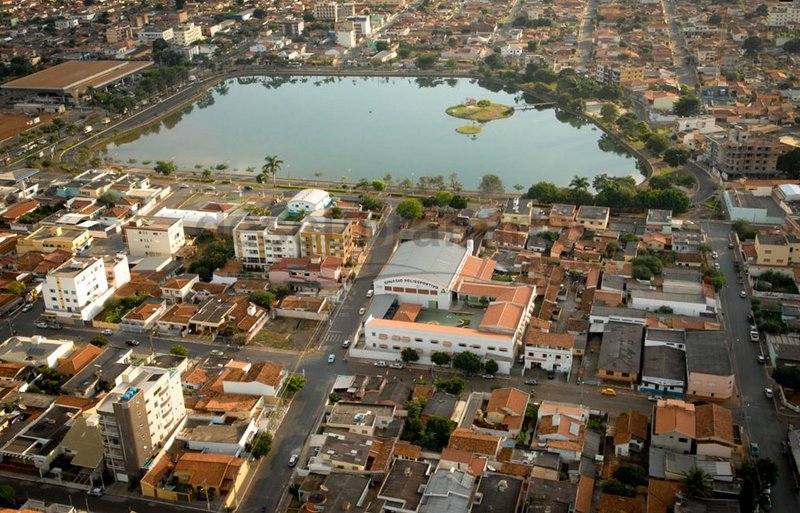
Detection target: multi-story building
<box><xmin>345</xmin><ymin>15</ymin><xmax>372</xmax><ymax>37</ymax></box>
<box><xmin>137</xmin><ymin>26</ymin><xmax>174</xmax><ymax>44</ymax></box>
<box><xmin>522</xmin><ymin>332</ymin><xmax>575</xmax><ymax>375</ymax></box>
<box><xmin>299</xmin><ymin>218</ymin><xmax>354</xmax><ymax>263</ymax></box>
<box><xmin>280</xmin><ymin>19</ymin><xmax>305</xmax><ymax>37</ymax></box>
<box><xmin>754</xmin><ymin>233</ymin><xmax>800</xmax><ymax>266</ymax></box>
<box><xmin>314</xmin><ymin>2</ymin><xmax>356</xmax><ymax>22</ymax></box>
<box><xmin>575</xmin><ymin>205</ymin><xmax>610</xmax><ymax>231</ymax></box>
<box><xmin>595</xmin><ymin>63</ymin><xmax>645</xmax><ymax>86</ymax></box>
<box><xmin>44</xmin><ymin>257</ymin><xmax>114</xmax><ymax>322</ymax></box>
<box><xmin>287</xmin><ymin>188</ymin><xmax>333</xmax><ymax>214</ymax></box>
<box><xmin>16</xmin><ymin>225</ymin><xmax>93</xmax><ymax>255</ymax></box>
<box><xmin>768</xmin><ymin>4</ymin><xmax>800</xmax><ymax>27</ymax></box>
<box><xmin>172</xmin><ymin>23</ymin><xmax>203</xmax><ymax>46</ymax></box>
<box><xmin>705</xmin><ymin>127</ymin><xmax>784</xmax><ymax>177</ymax></box>
<box><xmin>233</xmin><ymin>217</ymin><xmax>301</xmax><ymax>270</ymax></box>
<box><xmin>106</xmin><ymin>25</ymin><xmax>133</xmax><ymax>43</ymax></box>
<box><xmin>97</xmin><ymin>365</ymin><xmax>185</xmax><ymax>483</ymax></box>
<box><xmin>123</xmin><ymin>217</ymin><xmax>185</xmax><ymax>257</ymax></box>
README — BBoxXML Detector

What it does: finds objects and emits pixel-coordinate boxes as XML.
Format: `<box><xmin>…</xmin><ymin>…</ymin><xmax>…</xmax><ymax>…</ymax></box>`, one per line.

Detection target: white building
<box><xmin>97</xmin><ymin>365</ymin><xmax>186</xmax><ymax>482</ymax></box>
<box><xmin>345</xmin><ymin>15</ymin><xmax>371</xmax><ymax>36</ymax></box>
<box><xmin>315</xmin><ymin>2</ymin><xmax>356</xmax><ymax>22</ymax></box>
<box><xmin>232</xmin><ymin>217</ymin><xmax>301</xmax><ymax>270</ymax></box>
<box><xmin>336</xmin><ymin>30</ymin><xmax>357</xmax><ymax>48</ymax></box>
<box><xmin>673</xmin><ymin>115</ymin><xmax>717</xmax><ymax>135</ymax></box>
<box><xmin>629</xmin><ymin>289</ymin><xmax>716</xmax><ymax>318</ymax></box>
<box><xmin>287</xmin><ymin>188</ymin><xmax>333</xmax><ymax>214</ymax></box>
<box><xmin>522</xmin><ymin>332</ymin><xmax>575</xmax><ymax>374</ymax></box>
<box><xmin>137</xmin><ymin>26</ymin><xmax>174</xmax><ymax>44</ymax></box>
<box><xmin>44</xmin><ymin>257</ymin><xmax>114</xmax><ymax>323</ymax></box>
<box><xmin>55</xmin><ymin>18</ymin><xmax>79</xmax><ymax>30</ymax></box>
<box><xmin>172</xmin><ymin>23</ymin><xmax>203</xmax><ymax>46</ymax></box>
<box><xmin>104</xmin><ymin>254</ymin><xmax>131</xmax><ymax>289</ymax></box>
<box><xmin>123</xmin><ymin>217</ymin><xmax>186</xmax><ymax>258</ymax></box>
<box><xmin>0</xmin><ymin>335</ymin><xmax>74</xmax><ymax>368</ymax></box>
<box><xmin>768</xmin><ymin>4</ymin><xmax>800</xmax><ymax>27</ymax></box>
<box><xmin>221</xmin><ymin>361</ymin><xmax>286</xmax><ymax>398</ymax></box>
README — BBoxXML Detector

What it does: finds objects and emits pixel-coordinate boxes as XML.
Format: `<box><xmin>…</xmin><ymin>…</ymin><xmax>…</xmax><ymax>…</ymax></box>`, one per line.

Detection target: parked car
<box><xmin>765</xmin><ymin>388</ymin><xmax>774</xmax><ymax>399</ymax></box>
<box><xmin>125</xmin><ymin>339</ymin><xmax>140</xmax><ymax>347</ymax></box>
<box><xmin>341</xmin><ymin>339</ymin><xmax>350</xmax><ymax>348</ymax></box>
<box><xmin>750</xmin><ymin>327</ymin><xmax>759</xmax><ymax>342</ymax></box>
<box><xmin>712</xmin><ymin>251</ymin><xmax>718</xmax><ymax>259</ymax></box>
<box><xmin>757</xmin><ymin>355</ymin><xmax>767</xmax><ymax>364</ymax></box>
<box><xmin>713</xmin><ymin>262</ymin><xmax>720</xmax><ymax>270</ymax></box>
<box><xmin>35</xmin><ymin>322</ymin><xmax>49</xmax><ymax>329</ymax></box>
<box><xmin>389</xmin><ymin>362</ymin><xmax>404</xmax><ymax>369</ymax></box>
<box><xmin>22</xmin><ymin>303</ymin><xmax>33</xmax><ymax>312</ymax></box>
<box><xmin>374</xmin><ymin>360</ymin><xmax>387</xmax><ymax>368</ymax></box>
<box><xmin>547</xmin><ymin>369</ymin><xmax>556</xmax><ymax>380</ymax></box>
<box><xmin>180</xmin><ymin>184</ymin><xmax>190</xmax><ymax>189</ymax></box>
<box><xmin>524</xmin><ymin>379</ymin><xmax>538</xmax><ymax>385</ymax></box>
<box><xmin>481</xmin><ymin>373</ymin><xmax>496</xmax><ymax>379</ymax></box>
<box><xmin>49</xmin><ymin>322</ymin><xmax>62</xmax><ymax>330</ymax></box>
<box><xmin>327</xmin><ymin>354</ymin><xmax>336</xmax><ymax>364</ymax></box>
<box><xmin>88</xmin><ymin>488</ymin><xmax>104</xmax><ymax>497</ymax></box>
<box><xmin>288</xmin><ymin>454</ymin><xmax>299</xmax><ymax>467</ymax></box>
<box><xmin>647</xmin><ymin>395</ymin><xmax>659</xmax><ymax>402</ymax></box>
<box><xmin>210</xmin><ymin>350</ymin><xmax>224</xmax><ymax>356</ymax></box>
<box><xmin>359</xmin><ymin>307</ymin><xmax>366</xmax><ymax>315</ymax></box>
<box><xmin>740</xmin><ymin>290</ymin><xmax>747</xmax><ymax>298</ymax></box>
<box><xmin>204</xmin><ymin>185</ymin><xmax>216</xmax><ymax>191</ymax></box>
<box><xmin>366</xmin><ymin>289</ymin><xmax>374</xmax><ymax>298</ymax></box>
<box><xmin>760</xmin><ymin>493</ymin><xmax>772</xmax><ymax>511</ymax></box>
<box><xmin>750</xmin><ymin>442</ymin><xmax>760</xmax><ymax>458</ymax></box>
<box><xmin>601</xmin><ymin>388</ymin><xmax>617</xmax><ymax>396</ymax></box>
<box><xmin>243</xmin><ymin>185</ymin><xmax>253</xmax><ymax>191</ymax></box>
<box><xmin>728</xmin><ymin>242</ymin><xmax>735</xmax><ymax>249</ymax></box>
<box><xmin>102</xmin><ymin>329</ymin><xmax>114</xmax><ymax>336</ymax></box>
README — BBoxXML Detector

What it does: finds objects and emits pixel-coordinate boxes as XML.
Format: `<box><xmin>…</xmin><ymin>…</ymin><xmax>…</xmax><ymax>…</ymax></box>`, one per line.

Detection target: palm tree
<box><xmin>569</xmin><ymin>176</ymin><xmax>590</xmax><ymax>191</ymax></box>
<box><xmin>682</xmin><ymin>467</ymin><xmax>713</xmax><ymax>498</ymax></box>
<box><xmin>262</xmin><ymin>155</ymin><xmax>284</xmax><ymax>186</ymax></box>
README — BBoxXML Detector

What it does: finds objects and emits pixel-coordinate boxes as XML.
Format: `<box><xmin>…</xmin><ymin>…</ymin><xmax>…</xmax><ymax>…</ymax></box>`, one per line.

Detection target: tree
<box><xmin>743</xmin><ymin>36</ymin><xmax>764</xmax><ymax>59</ymax></box>
<box><xmin>419</xmin><ymin>416</ymin><xmax>455</xmax><ymax>451</ymax></box>
<box><xmin>773</xmin><ymin>366</ymin><xmax>800</xmax><ymax>390</ymax></box>
<box><xmin>360</xmin><ymin>194</ymin><xmax>383</xmax><ymax>211</ymax></box>
<box><xmin>709</xmin><ymin>14</ymin><xmax>722</xmax><ymax>25</ymax></box>
<box><xmin>331</xmin><ymin>206</ymin><xmax>343</xmax><ymax>218</ymax></box>
<box><xmin>485</xmin><ymin>53</ymin><xmax>504</xmax><ymax>70</ymax></box>
<box><xmin>448</xmin><ymin>172</ymin><xmax>463</xmax><ymax>192</ymax></box>
<box><xmin>614</xmin><ymin>463</ymin><xmax>647</xmax><ymax>487</ymax></box>
<box><xmin>663</xmin><ymin>148</ymin><xmax>691</xmax><ymax>166</ymax></box>
<box><xmin>415</xmin><ymin>54</ymin><xmax>437</xmax><ymax>69</ymax></box>
<box><xmin>569</xmin><ymin>176</ymin><xmax>590</xmax><ymax>191</ymax></box>
<box><xmin>453</xmin><ymin>351</ymin><xmax>482</xmax><ymax>374</ymax></box>
<box><xmin>250</xmin><ymin>431</ymin><xmax>273</xmax><ymax>458</ymax></box>
<box><xmin>371</xmin><ymin>179</ymin><xmax>386</xmax><ymax>191</ymax></box>
<box><xmin>777</xmin><ymin>147</ymin><xmax>800</xmax><ymax>177</ymax></box>
<box><xmin>484</xmin><ymin>360</ymin><xmax>499</xmax><ymax>375</ymax></box>
<box><xmin>525</xmin><ymin>182</ymin><xmax>561</xmax><ymax>203</ymax></box>
<box><xmin>397</xmin><ymin>199</ymin><xmax>423</xmax><ymax>220</ymax></box>
<box><xmin>449</xmin><ymin>195</ymin><xmax>468</xmax><ymax>209</ymax></box>
<box><xmin>286</xmin><ymin>374</ymin><xmax>306</xmax><ymax>392</ymax></box>
<box><xmin>89</xmin><ymin>336</ymin><xmax>109</xmax><ymax>347</ymax></box>
<box><xmin>673</xmin><ymin>96</ymin><xmax>701</xmax><ymax>117</ymax></box>
<box><xmin>401</xmin><ymin>348</ymin><xmax>420</xmax><ymax>363</ymax></box>
<box><xmin>755</xmin><ymin>3</ymin><xmax>768</xmax><ymax>17</ymax></box>
<box><xmin>154</xmin><ymin>160</ymin><xmax>176</xmax><ymax>175</ymax></box>
<box><xmin>433</xmin><ymin>190</ymin><xmax>453</xmax><ymax>208</ymax></box>
<box><xmin>756</xmin><ymin>457</ymin><xmax>778</xmax><ymax>486</ymax></box>
<box><xmin>262</xmin><ymin>155</ymin><xmax>284</xmax><ymax>186</ymax></box>
<box><xmin>683</xmin><ymin>467</ymin><xmax>713</xmax><ymax>498</ymax></box>
<box><xmin>6</xmin><ymin>281</ymin><xmax>25</xmax><ymax>295</ymax></box>
<box><xmin>431</xmin><ymin>351</ymin><xmax>452</xmax><ymax>367</ymax></box>
<box><xmin>632</xmin><ymin>255</ymin><xmax>663</xmax><ymax>276</ymax></box>
<box><xmin>249</xmin><ymin>290</ymin><xmax>276</xmax><ymax>310</ymax></box>
<box><xmin>479</xmin><ymin>174</ymin><xmax>504</xmax><ymax>198</ymax></box>
<box><xmin>435</xmin><ymin>377</ymin><xmax>466</xmax><ymax>395</ymax></box>
<box><xmin>600</xmin><ymin>103</ymin><xmax>619</xmax><ymax>124</ymax></box>
<box><xmin>170</xmin><ymin>345</ymin><xmax>189</xmax><ymax>357</ymax></box>
<box><xmin>645</xmin><ymin>133</ymin><xmax>671</xmax><ymax>155</ymax></box>
<box><xmin>602</xmin><ymin>478</ymin><xmax>633</xmax><ymax>497</ymax></box>
<box><xmin>0</xmin><ymin>485</ymin><xmax>15</xmax><ymax>508</ymax></box>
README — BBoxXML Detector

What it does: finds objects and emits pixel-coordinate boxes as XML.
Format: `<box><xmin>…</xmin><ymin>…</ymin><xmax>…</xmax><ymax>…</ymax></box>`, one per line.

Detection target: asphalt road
<box><xmin>685</xmin><ymin>159</ymin><xmax>719</xmax><ymax>205</ymax></box>
<box><xmin>577</xmin><ymin>0</ymin><xmax>599</xmax><ymax>68</ymax></box>
<box><xmin>704</xmin><ymin>221</ymin><xmax>800</xmax><ymax>510</ymax></box>
<box><xmin>661</xmin><ymin>0</ymin><xmax>697</xmax><ymax>89</ymax></box>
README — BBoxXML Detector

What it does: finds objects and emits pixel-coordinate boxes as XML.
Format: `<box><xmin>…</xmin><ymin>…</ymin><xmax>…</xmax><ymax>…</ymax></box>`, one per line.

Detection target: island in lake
<box><xmin>446</xmin><ymin>98</ymin><xmax>514</xmax><ymax>134</ymax></box>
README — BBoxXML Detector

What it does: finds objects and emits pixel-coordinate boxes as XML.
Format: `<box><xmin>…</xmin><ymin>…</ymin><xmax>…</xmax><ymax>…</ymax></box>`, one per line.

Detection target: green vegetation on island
<box><xmin>455</xmin><ymin>124</ymin><xmax>482</xmax><ymax>135</ymax></box>
<box><xmin>446</xmin><ymin>99</ymin><xmax>514</xmax><ymax>122</ymax></box>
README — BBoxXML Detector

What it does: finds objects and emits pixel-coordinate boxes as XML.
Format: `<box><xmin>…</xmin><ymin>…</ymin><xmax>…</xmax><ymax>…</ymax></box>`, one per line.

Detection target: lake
<box><xmin>102</xmin><ymin>75</ymin><xmax>641</xmax><ymax>189</ymax></box>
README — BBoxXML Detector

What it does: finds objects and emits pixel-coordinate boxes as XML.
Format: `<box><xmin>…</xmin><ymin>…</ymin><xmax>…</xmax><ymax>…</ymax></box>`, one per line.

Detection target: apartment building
<box><xmin>754</xmin><ymin>233</ymin><xmax>800</xmax><ymax>266</ymax></box>
<box><xmin>233</xmin><ymin>217</ymin><xmax>300</xmax><ymax>270</ymax></box>
<box><xmin>44</xmin><ymin>257</ymin><xmax>114</xmax><ymax>322</ymax></box>
<box><xmin>595</xmin><ymin>63</ymin><xmax>645</xmax><ymax>86</ymax></box>
<box><xmin>314</xmin><ymin>2</ymin><xmax>356</xmax><ymax>22</ymax></box>
<box><xmin>172</xmin><ymin>23</ymin><xmax>203</xmax><ymax>46</ymax></box>
<box><xmin>705</xmin><ymin>127</ymin><xmax>784</xmax><ymax>177</ymax></box>
<box><xmin>299</xmin><ymin>219</ymin><xmax>355</xmax><ymax>262</ymax></box>
<box><xmin>97</xmin><ymin>365</ymin><xmax>186</xmax><ymax>483</ymax></box>
<box><xmin>16</xmin><ymin>225</ymin><xmax>92</xmax><ymax>255</ymax></box>
<box><xmin>768</xmin><ymin>4</ymin><xmax>800</xmax><ymax>27</ymax></box>
<box><xmin>123</xmin><ymin>217</ymin><xmax>185</xmax><ymax>258</ymax></box>
<box><xmin>106</xmin><ymin>25</ymin><xmax>133</xmax><ymax>43</ymax></box>
<box><xmin>345</xmin><ymin>15</ymin><xmax>372</xmax><ymax>36</ymax></box>
<box><xmin>137</xmin><ymin>26</ymin><xmax>174</xmax><ymax>44</ymax></box>
<box><xmin>280</xmin><ymin>19</ymin><xmax>305</xmax><ymax>37</ymax></box>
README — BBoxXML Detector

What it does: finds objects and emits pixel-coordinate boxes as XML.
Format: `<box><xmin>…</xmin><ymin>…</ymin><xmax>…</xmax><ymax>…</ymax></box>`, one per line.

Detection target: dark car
<box><xmin>243</xmin><ymin>185</ymin><xmax>253</xmax><ymax>191</ymax></box>
<box><xmin>125</xmin><ymin>339</ymin><xmax>140</xmax><ymax>347</ymax></box>
<box><xmin>760</xmin><ymin>494</ymin><xmax>772</xmax><ymax>511</ymax></box>
<box><xmin>547</xmin><ymin>370</ymin><xmax>556</xmax><ymax>380</ymax></box>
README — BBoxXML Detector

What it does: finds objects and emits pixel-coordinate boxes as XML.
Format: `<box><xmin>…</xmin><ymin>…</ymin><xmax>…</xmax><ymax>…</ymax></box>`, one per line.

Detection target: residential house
<box><xmin>418</xmin><ymin>469</ymin><xmax>474</xmax><ymax>513</ymax></box>
<box><xmin>646</xmin><ymin>209</ymin><xmax>673</xmax><ymax>233</ymax></box>
<box><xmin>374</xmin><ymin>459</ymin><xmax>430</xmax><ymax>512</ymax></box>
<box><xmin>221</xmin><ymin>360</ymin><xmax>286</xmax><ymax>398</ymax></box>
<box><xmin>502</xmin><ymin>197</ymin><xmax>532</xmax><ymax>226</ymax></box>
<box><xmin>575</xmin><ymin>206</ymin><xmax>610</xmax><ymax>231</ymax></box>
<box><xmin>549</xmin><ymin>204</ymin><xmax>577</xmax><ymax>227</ymax></box>
<box><xmin>16</xmin><ymin>225</ymin><xmax>92</xmax><ymax>255</ymax></box>
<box><xmin>754</xmin><ymin>233</ymin><xmax>800</xmax><ymax>266</ymax></box>
<box><xmin>267</xmin><ymin>256</ymin><xmax>342</xmax><ymax>290</ymax></box>
<box><xmin>472</xmin><ymin>473</ymin><xmax>524</xmax><ymax>513</ymax></box>
<box><xmin>534</xmin><ymin>401</ymin><xmax>589</xmax><ymax>461</ymax></box>
<box><xmin>695</xmin><ymin>403</ymin><xmax>735</xmax><ymax>459</ymax></box>
<box><xmin>447</xmin><ymin>428</ymin><xmax>502</xmax><ymax>457</ymax></box>
<box><xmin>613</xmin><ymin>409</ymin><xmax>649</xmax><ymax>457</ymax></box>
<box><xmin>483</xmin><ymin>388</ymin><xmax>529</xmax><ymax>436</ymax></box>
<box><xmin>652</xmin><ymin>399</ymin><xmax>695</xmax><ymax>454</ymax></box>
<box><xmin>157</xmin><ymin>303</ymin><xmax>199</xmax><ymax>336</ymax></box>
<box><xmin>160</xmin><ymin>274</ymin><xmax>199</xmax><ymax>303</ymax></box>
<box><xmin>522</xmin><ymin>331</ymin><xmax>575</xmax><ymax>374</ymax></box>
<box><xmin>120</xmin><ymin>300</ymin><xmax>167</xmax><ymax>333</ymax></box>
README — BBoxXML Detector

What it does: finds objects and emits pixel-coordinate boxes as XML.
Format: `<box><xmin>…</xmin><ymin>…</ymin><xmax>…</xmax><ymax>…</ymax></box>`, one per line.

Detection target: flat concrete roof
<box><xmin>2</xmin><ymin>60</ymin><xmax>152</xmax><ymax>93</ymax></box>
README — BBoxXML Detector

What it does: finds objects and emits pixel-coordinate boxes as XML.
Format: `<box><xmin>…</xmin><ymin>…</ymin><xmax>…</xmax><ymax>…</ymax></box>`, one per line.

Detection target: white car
<box><xmin>341</xmin><ymin>339</ymin><xmax>351</xmax><ymax>348</ymax></box>
<box><xmin>35</xmin><ymin>321</ymin><xmax>49</xmax><ymax>329</ymax></box>
<box><xmin>764</xmin><ymin>388</ymin><xmax>774</xmax><ymax>399</ymax></box>
<box><xmin>711</xmin><ymin>251</ymin><xmax>718</xmax><ymax>259</ymax></box>
<box><xmin>22</xmin><ymin>303</ymin><xmax>33</xmax><ymax>312</ymax></box>
<box><xmin>374</xmin><ymin>360</ymin><xmax>387</xmax><ymax>368</ymax></box>
<box><xmin>366</xmin><ymin>289</ymin><xmax>374</xmax><ymax>298</ymax></box>
<box><xmin>359</xmin><ymin>307</ymin><xmax>366</xmax><ymax>315</ymax></box>
<box><xmin>88</xmin><ymin>487</ymin><xmax>104</xmax><ymax>497</ymax></box>
<box><xmin>180</xmin><ymin>184</ymin><xmax>190</xmax><ymax>189</ymax></box>
<box><xmin>389</xmin><ymin>362</ymin><xmax>404</xmax><ymax>369</ymax></box>
<box><xmin>327</xmin><ymin>354</ymin><xmax>336</xmax><ymax>364</ymax></box>
<box><xmin>740</xmin><ymin>290</ymin><xmax>747</xmax><ymax>298</ymax></box>
<box><xmin>288</xmin><ymin>454</ymin><xmax>299</xmax><ymax>467</ymax></box>
<box><xmin>101</xmin><ymin>329</ymin><xmax>114</xmax><ymax>336</ymax></box>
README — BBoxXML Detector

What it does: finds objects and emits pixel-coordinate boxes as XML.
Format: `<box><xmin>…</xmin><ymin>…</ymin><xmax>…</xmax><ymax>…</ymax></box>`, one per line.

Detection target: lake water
<box><xmin>102</xmin><ymin>75</ymin><xmax>641</xmax><ymax>189</ymax></box>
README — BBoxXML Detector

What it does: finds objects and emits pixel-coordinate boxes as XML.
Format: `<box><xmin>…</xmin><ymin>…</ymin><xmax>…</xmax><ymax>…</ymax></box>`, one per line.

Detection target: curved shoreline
<box><xmin>67</xmin><ymin>67</ymin><xmax>653</xmax><ymax>183</ymax></box>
